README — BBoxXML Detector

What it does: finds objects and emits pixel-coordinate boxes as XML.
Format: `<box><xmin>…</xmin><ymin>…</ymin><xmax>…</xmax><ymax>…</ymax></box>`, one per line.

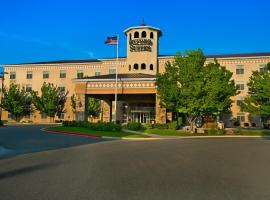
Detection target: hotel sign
<box><xmin>129</xmin><ymin>39</ymin><xmax>153</xmax><ymax>52</ymax></box>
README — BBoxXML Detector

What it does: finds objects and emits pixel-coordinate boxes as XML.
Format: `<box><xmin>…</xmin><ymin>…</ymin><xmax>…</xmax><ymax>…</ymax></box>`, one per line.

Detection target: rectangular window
<box><xmin>109</xmin><ymin>67</ymin><xmax>116</xmax><ymax>74</ymax></box>
<box><xmin>236</xmin><ymin>81</ymin><xmax>245</xmax><ymax>90</ymax></box>
<box><xmin>77</xmin><ymin>70</ymin><xmax>84</xmax><ymax>79</ymax></box>
<box><xmin>41</xmin><ymin>113</ymin><xmax>47</xmax><ymax>119</ymax></box>
<box><xmin>43</xmin><ymin>71</ymin><xmax>49</xmax><ymax>79</ymax></box>
<box><xmin>95</xmin><ymin>69</ymin><xmax>101</xmax><ymax>76</ymax></box>
<box><xmin>60</xmin><ymin>70</ymin><xmax>66</xmax><ymax>78</ymax></box>
<box><xmin>58</xmin><ymin>113</ymin><xmax>65</xmax><ymax>119</ymax></box>
<box><xmin>10</xmin><ymin>72</ymin><xmax>16</xmax><ymax>79</ymax></box>
<box><xmin>237</xmin><ymin>113</ymin><xmax>245</xmax><ymax>122</ymax></box>
<box><xmin>26</xmin><ymin>71</ymin><xmax>33</xmax><ymax>79</ymax></box>
<box><xmin>236</xmin><ymin>96</ymin><xmax>244</xmax><ymax>106</ymax></box>
<box><xmin>236</xmin><ymin>65</ymin><xmax>244</xmax><ymax>75</ymax></box>
<box><xmin>59</xmin><ymin>85</ymin><xmax>65</xmax><ymax>92</ymax></box>
<box><xmin>259</xmin><ymin>64</ymin><xmax>267</xmax><ymax>73</ymax></box>
<box><xmin>26</xmin><ymin>84</ymin><xmax>32</xmax><ymax>92</ymax></box>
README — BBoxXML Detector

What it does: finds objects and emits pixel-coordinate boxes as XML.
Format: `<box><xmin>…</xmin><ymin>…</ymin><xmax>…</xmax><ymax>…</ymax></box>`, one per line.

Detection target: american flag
<box><xmin>104</xmin><ymin>36</ymin><xmax>118</xmax><ymax>45</ymax></box>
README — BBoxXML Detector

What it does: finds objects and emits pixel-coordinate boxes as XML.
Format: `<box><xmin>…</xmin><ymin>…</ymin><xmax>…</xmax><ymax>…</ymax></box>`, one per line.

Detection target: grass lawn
<box><xmin>145</xmin><ymin>128</ymin><xmax>270</xmax><ymax>136</ymax></box>
<box><xmin>47</xmin><ymin>126</ymin><xmax>150</xmax><ymax>138</ymax></box>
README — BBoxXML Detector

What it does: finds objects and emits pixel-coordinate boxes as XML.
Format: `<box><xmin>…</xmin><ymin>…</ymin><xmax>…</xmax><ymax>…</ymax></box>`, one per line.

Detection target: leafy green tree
<box><xmin>1</xmin><ymin>83</ymin><xmax>32</xmax><ymax>121</ymax></box>
<box><xmin>156</xmin><ymin>49</ymin><xmax>238</xmax><ymax>131</ymax></box>
<box><xmin>88</xmin><ymin>97</ymin><xmax>101</xmax><ymax>122</ymax></box>
<box><xmin>70</xmin><ymin>94</ymin><xmax>76</xmax><ymax>120</ymax></box>
<box><xmin>241</xmin><ymin>63</ymin><xmax>270</xmax><ymax>122</ymax></box>
<box><xmin>31</xmin><ymin>82</ymin><xmax>68</xmax><ymax>122</ymax></box>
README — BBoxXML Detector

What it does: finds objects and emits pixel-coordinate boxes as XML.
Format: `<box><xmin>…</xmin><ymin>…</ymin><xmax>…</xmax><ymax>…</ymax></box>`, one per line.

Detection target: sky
<box><xmin>0</xmin><ymin>0</ymin><xmax>269</xmax><ymax>64</ymax></box>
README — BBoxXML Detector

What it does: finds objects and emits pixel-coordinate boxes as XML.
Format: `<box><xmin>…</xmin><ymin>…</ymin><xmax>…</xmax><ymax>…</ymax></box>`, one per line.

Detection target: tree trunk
<box><xmin>187</xmin><ymin>115</ymin><xmax>196</xmax><ymax>133</ymax></box>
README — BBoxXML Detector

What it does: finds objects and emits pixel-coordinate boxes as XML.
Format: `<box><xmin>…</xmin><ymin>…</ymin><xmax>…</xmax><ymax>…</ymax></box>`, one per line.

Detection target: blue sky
<box><xmin>0</xmin><ymin>0</ymin><xmax>269</xmax><ymax>64</ymax></box>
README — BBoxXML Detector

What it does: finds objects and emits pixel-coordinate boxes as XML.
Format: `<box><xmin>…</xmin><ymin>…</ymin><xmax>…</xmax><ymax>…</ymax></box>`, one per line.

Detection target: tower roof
<box><xmin>124</xmin><ymin>25</ymin><xmax>162</xmax><ymax>36</ymax></box>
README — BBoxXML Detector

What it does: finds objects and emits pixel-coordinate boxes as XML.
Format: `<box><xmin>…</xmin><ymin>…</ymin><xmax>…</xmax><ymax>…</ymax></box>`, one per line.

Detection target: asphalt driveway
<box><xmin>0</xmin><ymin>137</ymin><xmax>270</xmax><ymax>200</ymax></box>
<box><xmin>0</xmin><ymin>125</ymin><xmax>105</xmax><ymax>159</ymax></box>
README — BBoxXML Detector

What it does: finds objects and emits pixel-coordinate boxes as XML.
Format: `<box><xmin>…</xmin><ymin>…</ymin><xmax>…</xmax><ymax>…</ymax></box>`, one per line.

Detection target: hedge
<box><xmin>62</xmin><ymin>120</ymin><xmax>121</xmax><ymax>131</ymax></box>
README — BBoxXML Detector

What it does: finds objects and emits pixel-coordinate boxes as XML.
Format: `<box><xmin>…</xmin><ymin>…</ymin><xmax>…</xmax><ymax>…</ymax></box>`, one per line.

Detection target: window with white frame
<box><xmin>10</xmin><ymin>72</ymin><xmax>16</xmax><ymax>79</ymax></box>
<box><xmin>236</xmin><ymin>81</ymin><xmax>245</xmax><ymax>90</ymax></box>
<box><xmin>109</xmin><ymin>67</ymin><xmax>116</xmax><ymax>74</ymax></box>
<box><xmin>236</xmin><ymin>65</ymin><xmax>244</xmax><ymax>75</ymax></box>
<box><xmin>236</xmin><ymin>96</ymin><xmax>244</xmax><ymax>106</ymax></box>
<box><xmin>43</xmin><ymin>71</ymin><xmax>49</xmax><ymax>79</ymax></box>
<box><xmin>237</xmin><ymin>113</ymin><xmax>245</xmax><ymax>122</ymax></box>
<box><xmin>26</xmin><ymin>84</ymin><xmax>32</xmax><ymax>92</ymax></box>
<box><xmin>60</xmin><ymin>70</ymin><xmax>66</xmax><ymax>78</ymax></box>
<box><xmin>26</xmin><ymin>71</ymin><xmax>33</xmax><ymax>79</ymax></box>
<box><xmin>95</xmin><ymin>69</ymin><xmax>101</xmax><ymax>76</ymax></box>
<box><xmin>77</xmin><ymin>70</ymin><xmax>84</xmax><ymax>79</ymax></box>
<box><xmin>259</xmin><ymin>64</ymin><xmax>268</xmax><ymax>73</ymax></box>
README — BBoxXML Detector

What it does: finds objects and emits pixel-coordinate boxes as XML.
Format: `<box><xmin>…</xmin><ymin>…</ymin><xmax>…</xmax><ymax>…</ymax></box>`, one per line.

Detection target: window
<box><xmin>10</xmin><ymin>72</ymin><xmax>16</xmax><ymax>79</ymax></box>
<box><xmin>129</xmin><ymin>65</ymin><xmax>131</xmax><ymax>71</ymax></box>
<box><xmin>60</xmin><ymin>70</ymin><xmax>66</xmax><ymax>78</ymax></box>
<box><xmin>141</xmin><ymin>31</ymin><xmax>147</xmax><ymax>38</ymax></box>
<box><xmin>58</xmin><ymin>113</ymin><xmax>65</xmax><ymax>119</ymax></box>
<box><xmin>41</xmin><ymin>113</ymin><xmax>47</xmax><ymax>119</ymax></box>
<box><xmin>59</xmin><ymin>85</ymin><xmax>65</xmax><ymax>92</ymax></box>
<box><xmin>95</xmin><ymin>69</ymin><xmax>101</xmax><ymax>76</ymax></box>
<box><xmin>43</xmin><ymin>71</ymin><xmax>49</xmax><ymax>79</ymax></box>
<box><xmin>150</xmin><ymin>64</ymin><xmax>154</xmax><ymax>71</ymax></box>
<box><xmin>150</xmin><ymin>32</ymin><xmax>154</xmax><ymax>39</ymax></box>
<box><xmin>26</xmin><ymin>71</ymin><xmax>32</xmax><ymax>79</ymax></box>
<box><xmin>109</xmin><ymin>67</ymin><xmax>116</xmax><ymax>74</ymax></box>
<box><xmin>259</xmin><ymin>64</ymin><xmax>268</xmax><ymax>73</ymax></box>
<box><xmin>77</xmin><ymin>70</ymin><xmax>84</xmax><ymax>79</ymax></box>
<box><xmin>141</xmin><ymin>63</ymin><xmax>146</xmax><ymax>70</ymax></box>
<box><xmin>26</xmin><ymin>84</ymin><xmax>32</xmax><ymax>92</ymax></box>
<box><xmin>236</xmin><ymin>96</ymin><xmax>244</xmax><ymax>106</ymax></box>
<box><xmin>134</xmin><ymin>64</ymin><xmax>139</xmax><ymax>70</ymax></box>
<box><xmin>129</xmin><ymin>33</ymin><xmax>132</xmax><ymax>40</ymax></box>
<box><xmin>237</xmin><ymin>113</ymin><xmax>245</xmax><ymax>122</ymax></box>
<box><xmin>134</xmin><ymin>31</ymin><xmax>139</xmax><ymax>38</ymax></box>
<box><xmin>236</xmin><ymin>81</ymin><xmax>245</xmax><ymax>90</ymax></box>
<box><xmin>236</xmin><ymin>65</ymin><xmax>244</xmax><ymax>75</ymax></box>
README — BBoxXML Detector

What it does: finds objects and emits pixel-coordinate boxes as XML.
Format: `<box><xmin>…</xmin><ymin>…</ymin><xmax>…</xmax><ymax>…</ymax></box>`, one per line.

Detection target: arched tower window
<box><xmin>134</xmin><ymin>31</ymin><xmax>139</xmax><ymax>38</ymax></box>
<box><xmin>150</xmin><ymin>64</ymin><xmax>154</xmax><ymax>70</ymax></box>
<box><xmin>141</xmin><ymin>31</ymin><xmax>147</xmax><ymax>38</ymax></box>
<box><xmin>134</xmin><ymin>63</ymin><xmax>139</xmax><ymax>70</ymax></box>
<box><xmin>150</xmin><ymin>32</ymin><xmax>154</xmax><ymax>39</ymax></box>
<box><xmin>141</xmin><ymin>63</ymin><xmax>146</xmax><ymax>70</ymax></box>
<box><xmin>129</xmin><ymin>33</ymin><xmax>132</xmax><ymax>40</ymax></box>
<box><xmin>129</xmin><ymin>65</ymin><xmax>131</xmax><ymax>71</ymax></box>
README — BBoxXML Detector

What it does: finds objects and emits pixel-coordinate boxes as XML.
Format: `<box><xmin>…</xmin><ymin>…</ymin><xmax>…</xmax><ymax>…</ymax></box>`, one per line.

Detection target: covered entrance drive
<box><xmin>73</xmin><ymin>73</ymin><xmax>166</xmax><ymax>124</ymax></box>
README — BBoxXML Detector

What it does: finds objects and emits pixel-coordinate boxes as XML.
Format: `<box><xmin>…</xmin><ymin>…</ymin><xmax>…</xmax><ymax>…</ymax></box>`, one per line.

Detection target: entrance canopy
<box><xmin>73</xmin><ymin>73</ymin><xmax>156</xmax><ymax>95</ymax></box>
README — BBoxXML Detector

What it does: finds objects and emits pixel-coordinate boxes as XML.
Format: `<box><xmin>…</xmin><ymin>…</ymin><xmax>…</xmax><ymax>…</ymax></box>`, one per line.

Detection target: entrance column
<box><xmin>155</xmin><ymin>94</ymin><xmax>166</xmax><ymax>124</ymax></box>
<box><xmin>101</xmin><ymin>99</ymin><xmax>112</xmax><ymax>122</ymax></box>
<box><xmin>76</xmin><ymin>94</ymin><xmax>88</xmax><ymax>121</ymax></box>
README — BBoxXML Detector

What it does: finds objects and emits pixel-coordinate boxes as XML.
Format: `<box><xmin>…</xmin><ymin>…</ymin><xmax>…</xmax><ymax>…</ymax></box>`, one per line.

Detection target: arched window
<box><xmin>141</xmin><ymin>31</ymin><xmax>147</xmax><ymax>38</ymax></box>
<box><xmin>150</xmin><ymin>32</ymin><xmax>154</xmax><ymax>39</ymax></box>
<box><xmin>150</xmin><ymin>64</ymin><xmax>154</xmax><ymax>70</ymax></box>
<box><xmin>129</xmin><ymin>33</ymin><xmax>132</xmax><ymax>40</ymax></box>
<box><xmin>141</xmin><ymin>63</ymin><xmax>146</xmax><ymax>70</ymax></box>
<box><xmin>134</xmin><ymin>31</ymin><xmax>139</xmax><ymax>38</ymax></box>
<box><xmin>134</xmin><ymin>64</ymin><xmax>139</xmax><ymax>70</ymax></box>
<box><xmin>129</xmin><ymin>65</ymin><xmax>131</xmax><ymax>71</ymax></box>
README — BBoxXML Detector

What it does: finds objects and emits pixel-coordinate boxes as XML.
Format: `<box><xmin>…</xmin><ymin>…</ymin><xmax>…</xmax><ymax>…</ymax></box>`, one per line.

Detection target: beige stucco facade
<box><xmin>1</xmin><ymin>24</ymin><xmax>270</xmax><ymax>126</ymax></box>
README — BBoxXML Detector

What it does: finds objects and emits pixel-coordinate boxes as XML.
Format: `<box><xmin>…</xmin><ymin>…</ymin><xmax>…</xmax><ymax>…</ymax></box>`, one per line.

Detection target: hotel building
<box><xmin>2</xmin><ymin>24</ymin><xmax>270</xmax><ymax>126</ymax></box>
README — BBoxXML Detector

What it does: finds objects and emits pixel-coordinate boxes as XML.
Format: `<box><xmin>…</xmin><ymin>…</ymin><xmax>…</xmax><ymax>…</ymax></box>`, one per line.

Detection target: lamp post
<box><xmin>0</xmin><ymin>71</ymin><xmax>8</xmax><ymax>122</ymax></box>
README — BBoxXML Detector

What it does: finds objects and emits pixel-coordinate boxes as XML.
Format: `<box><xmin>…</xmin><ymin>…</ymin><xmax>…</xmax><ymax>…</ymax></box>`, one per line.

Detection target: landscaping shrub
<box><xmin>168</xmin><ymin>121</ymin><xmax>178</xmax><ymax>130</ymax></box>
<box><xmin>207</xmin><ymin>129</ymin><xmax>225</xmax><ymax>135</ymax></box>
<box><xmin>127</xmin><ymin>122</ymin><xmax>143</xmax><ymax>131</ymax></box>
<box><xmin>0</xmin><ymin>120</ymin><xmax>4</xmax><ymax>126</ymax></box>
<box><xmin>233</xmin><ymin>121</ymin><xmax>240</xmax><ymax>127</ymax></box>
<box><xmin>153</xmin><ymin>123</ymin><xmax>169</xmax><ymax>129</ymax></box>
<box><xmin>143</xmin><ymin>123</ymin><xmax>153</xmax><ymax>130</ymax></box>
<box><xmin>62</xmin><ymin>120</ymin><xmax>121</xmax><ymax>131</ymax></box>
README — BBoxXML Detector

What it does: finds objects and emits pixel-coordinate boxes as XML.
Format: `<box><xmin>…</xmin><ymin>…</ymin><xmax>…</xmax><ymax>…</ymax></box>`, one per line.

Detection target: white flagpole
<box><xmin>114</xmin><ymin>34</ymin><xmax>119</xmax><ymax>124</ymax></box>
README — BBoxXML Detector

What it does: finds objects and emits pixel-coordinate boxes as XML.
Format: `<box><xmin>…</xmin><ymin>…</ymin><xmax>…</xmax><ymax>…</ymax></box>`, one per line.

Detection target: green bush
<box><xmin>127</xmin><ymin>122</ymin><xmax>143</xmax><ymax>131</ymax></box>
<box><xmin>143</xmin><ymin>123</ymin><xmax>153</xmax><ymax>130</ymax></box>
<box><xmin>153</xmin><ymin>123</ymin><xmax>169</xmax><ymax>129</ymax></box>
<box><xmin>207</xmin><ymin>129</ymin><xmax>225</xmax><ymax>135</ymax></box>
<box><xmin>168</xmin><ymin>121</ymin><xmax>178</xmax><ymax>130</ymax></box>
<box><xmin>62</xmin><ymin>120</ymin><xmax>121</xmax><ymax>131</ymax></box>
<box><xmin>0</xmin><ymin>120</ymin><xmax>4</xmax><ymax>126</ymax></box>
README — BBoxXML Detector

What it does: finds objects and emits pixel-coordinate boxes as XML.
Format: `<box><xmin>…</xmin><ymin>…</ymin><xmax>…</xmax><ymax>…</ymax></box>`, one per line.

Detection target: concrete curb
<box><xmin>41</xmin><ymin>128</ymin><xmax>102</xmax><ymax>139</ymax></box>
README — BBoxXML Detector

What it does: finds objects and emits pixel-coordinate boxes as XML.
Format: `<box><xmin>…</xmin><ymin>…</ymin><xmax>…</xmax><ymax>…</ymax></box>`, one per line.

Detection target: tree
<box><xmin>1</xmin><ymin>83</ymin><xmax>32</xmax><ymax>121</ymax></box>
<box><xmin>156</xmin><ymin>49</ymin><xmax>238</xmax><ymax>131</ymax></box>
<box><xmin>70</xmin><ymin>94</ymin><xmax>76</xmax><ymax>120</ymax></box>
<box><xmin>241</xmin><ymin>63</ymin><xmax>270</xmax><ymax>123</ymax></box>
<box><xmin>31</xmin><ymin>82</ymin><xmax>68</xmax><ymax>122</ymax></box>
<box><xmin>88</xmin><ymin>97</ymin><xmax>101</xmax><ymax>122</ymax></box>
